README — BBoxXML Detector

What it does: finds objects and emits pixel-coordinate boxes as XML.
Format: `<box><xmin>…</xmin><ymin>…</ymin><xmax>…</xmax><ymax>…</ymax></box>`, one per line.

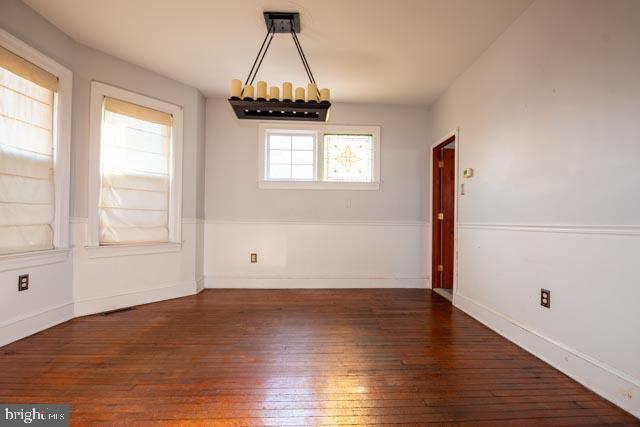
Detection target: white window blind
<box><xmin>99</xmin><ymin>97</ymin><xmax>173</xmax><ymax>245</ymax></box>
<box><xmin>0</xmin><ymin>45</ymin><xmax>58</xmax><ymax>255</ymax></box>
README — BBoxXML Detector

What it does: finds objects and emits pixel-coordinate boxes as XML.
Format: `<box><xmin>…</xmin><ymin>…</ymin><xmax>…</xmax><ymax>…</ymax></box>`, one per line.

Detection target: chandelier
<box><xmin>228</xmin><ymin>12</ymin><xmax>331</xmax><ymax>122</ymax></box>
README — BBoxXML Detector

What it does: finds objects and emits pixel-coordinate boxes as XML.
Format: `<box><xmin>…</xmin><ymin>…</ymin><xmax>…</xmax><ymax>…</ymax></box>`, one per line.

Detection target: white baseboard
<box><xmin>205</xmin><ymin>274</ymin><xmax>428</xmax><ymax>289</ymax></box>
<box><xmin>0</xmin><ymin>301</ymin><xmax>74</xmax><ymax>348</ymax></box>
<box><xmin>454</xmin><ymin>292</ymin><xmax>640</xmax><ymax>418</ymax></box>
<box><xmin>74</xmin><ymin>280</ymin><xmax>198</xmax><ymax>317</ymax></box>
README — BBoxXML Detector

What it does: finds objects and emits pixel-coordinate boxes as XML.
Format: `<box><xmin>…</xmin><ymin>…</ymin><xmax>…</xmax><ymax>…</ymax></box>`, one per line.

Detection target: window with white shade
<box><xmin>259</xmin><ymin>124</ymin><xmax>380</xmax><ymax>190</ymax></box>
<box><xmin>0</xmin><ymin>37</ymin><xmax>71</xmax><ymax>257</ymax></box>
<box><xmin>89</xmin><ymin>82</ymin><xmax>183</xmax><ymax>249</ymax></box>
<box><xmin>99</xmin><ymin>98</ymin><xmax>172</xmax><ymax>244</ymax></box>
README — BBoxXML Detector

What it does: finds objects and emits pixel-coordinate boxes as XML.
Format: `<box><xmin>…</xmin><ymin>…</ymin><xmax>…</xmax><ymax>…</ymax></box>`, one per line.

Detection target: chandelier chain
<box><xmin>242</xmin><ymin>22</ymin><xmax>275</xmax><ymax>96</ymax></box>
<box><xmin>290</xmin><ymin>19</ymin><xmax>320</xmax><ymax>97</ymax></box>
<box><xmin>241</xmin><ymin>18</ymin><xmax>321</xmax><ymax>98</ymax></box>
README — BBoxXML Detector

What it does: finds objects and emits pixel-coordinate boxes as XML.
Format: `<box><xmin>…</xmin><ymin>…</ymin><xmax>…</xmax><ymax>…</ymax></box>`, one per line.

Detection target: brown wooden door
<box><xmin>440</xmin><ymin>149</ymin><xmax>455</xmax><ymax>288</ymax></box>
<box><xmin>432</xmin><ymin>140</ymin><xmax>455</xmax><ymax>289</ymax></box>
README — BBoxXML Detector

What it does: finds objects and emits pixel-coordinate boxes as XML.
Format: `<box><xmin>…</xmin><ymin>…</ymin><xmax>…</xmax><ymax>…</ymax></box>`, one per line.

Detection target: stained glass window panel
<box><xmin>324</xmin><ymin>134</ymin><xmax>373</xmax><ymax>182</ymax></box>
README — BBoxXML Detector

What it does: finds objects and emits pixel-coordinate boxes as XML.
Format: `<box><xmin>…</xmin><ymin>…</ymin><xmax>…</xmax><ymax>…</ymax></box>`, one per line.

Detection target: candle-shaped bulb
<box><xmin>295</xmin><ymin>87</ymin><xmax>305</xmax><ymax>102</ymax></box>
<box><xmin>269</xmin><ymin>86</ymin><xmax>280</xmax><ymax>101</ymax></box>
<box><xmin>230</xmin><ymin>79</ymin><xmax>242</xmax><ymax>99</ymax></box>
<box><xmin>319</xmin><ymin>88</ymin><xmax>330</xmax><ymax>103</ymax></box>
<box><xmin>242</xmin><ymin>84</ymin><xmax>254</xmax><ymax>100</ymax></box>
<box><xmin>307</xmin><ymin>83</ymin><xmax>318</xmax><ymax>102</ymax></box>
<box><xmin>256</xmin><ymin>81</ymin><xmax>267</xmax><ymax>101</ymax></box>
<box><xmin>282</xmin><ymin>82</ymin><xmax>293</xmax><ymax>101</ymax></box>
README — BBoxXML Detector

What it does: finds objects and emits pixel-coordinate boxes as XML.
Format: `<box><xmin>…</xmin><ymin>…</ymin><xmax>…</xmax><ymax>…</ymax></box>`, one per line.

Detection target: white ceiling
<box><xmin>23</xmin><ymin>0</ymin><xmax>532</xmax><ymax>105</ymax></box>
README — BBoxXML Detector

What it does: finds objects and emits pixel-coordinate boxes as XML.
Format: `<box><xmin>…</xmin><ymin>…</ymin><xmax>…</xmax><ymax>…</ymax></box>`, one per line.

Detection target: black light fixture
<box><xmin>228</xmin><ymin>12</ymin><xmax>331</xmax><ymax>122</ymax></box>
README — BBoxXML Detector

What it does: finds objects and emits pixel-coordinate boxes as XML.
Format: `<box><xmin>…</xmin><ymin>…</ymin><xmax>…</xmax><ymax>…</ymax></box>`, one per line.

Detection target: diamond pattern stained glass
<box><xmin>324</xmin><ymin>134</ymin><xmax>373</xmax><ymax>182</ymax></box>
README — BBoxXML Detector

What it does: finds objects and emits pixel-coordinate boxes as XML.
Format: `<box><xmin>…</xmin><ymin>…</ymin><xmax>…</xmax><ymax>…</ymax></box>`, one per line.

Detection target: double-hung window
<box><xmin>0</xmin><ymin>31</ymin><xmax>71</xmax><ymax>256</ymax></box>
<box><xmin>259</xmin><ymin>124</ymin><xmax>380</xmax><ymax>190</ymax></box>
<box><xmin>88</xmin><ymin>82</ymin><xmax>182</xmax><ymax>248</ymax></box>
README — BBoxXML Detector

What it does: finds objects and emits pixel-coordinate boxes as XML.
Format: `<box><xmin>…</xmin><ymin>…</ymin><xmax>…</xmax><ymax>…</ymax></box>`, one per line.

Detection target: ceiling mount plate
<box><xmin>263</xmin><ymin>12</ymin><xmax>300</xmax><ymax>33</ymax></box>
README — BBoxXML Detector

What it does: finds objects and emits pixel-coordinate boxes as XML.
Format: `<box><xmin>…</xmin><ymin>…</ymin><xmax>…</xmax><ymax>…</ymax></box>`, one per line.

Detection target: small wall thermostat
<box><xmin>463</xmin><ymin>168</ymin><xmax>474</xmax><ymax>178</ymax></box>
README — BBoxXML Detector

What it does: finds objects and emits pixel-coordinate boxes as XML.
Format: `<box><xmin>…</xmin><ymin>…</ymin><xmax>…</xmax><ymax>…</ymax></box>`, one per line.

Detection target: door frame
<box><xmin>429</xmin><ymin>128</ymin><xmax>459</xmax><ymax>301</ymax></box>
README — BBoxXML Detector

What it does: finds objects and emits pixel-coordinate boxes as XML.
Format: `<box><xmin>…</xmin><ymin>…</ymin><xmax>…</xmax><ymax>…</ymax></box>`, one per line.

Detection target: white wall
<box><xmin>0</xmin><ymin>254</ymin><xmax>72</xmax><ymax>347</ymax></box>
<box><xmin>205</xmin><ymin>221</ymin><xmax>428</xmax><ymax>288</ymax></box>
<box><xmin>429</xmin><ymin>0</ymin><xmax>640</xmax><ymax>417</ymax></box>
<box><xmin>72</xmin><ymin>219</ymin><xmax>200</xmax><ymax>316</ymax></box>
<box><xmin>0</xmin><ymin>0</ymin><xmax>206</xmax><ymax>345</ymax></box>
<box><xmin>204</xmin><ymin>100</ymin><xmax>430</xmax><ymax>288</ymax></box>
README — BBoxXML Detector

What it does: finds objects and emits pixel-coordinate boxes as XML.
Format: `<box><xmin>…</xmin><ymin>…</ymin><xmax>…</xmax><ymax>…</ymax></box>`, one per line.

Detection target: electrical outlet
<box><xmin>540</xmin><ymin>289</ymin><xmax>550</xmax><ymax>308</ymax></box>
<box><xmin>18</xmin><ymin>274</ymin><xmax>29</xmax><ymax>291</ymax></box>
<box><xmin>250</xmin><ymin>253</ymin><xmax>257</xmax><ymax>263</ymax></box>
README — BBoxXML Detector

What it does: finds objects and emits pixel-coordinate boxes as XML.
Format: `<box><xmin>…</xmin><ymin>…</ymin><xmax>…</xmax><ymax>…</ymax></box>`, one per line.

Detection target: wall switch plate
<box><xmin>540</xmin><ymin>289</ymin><xmax>550</xmax><ymax>308</ymax></box>
<box><xmin>18</xmin><ymin>274</ymin><xmax>29</xmax><ymax>291</ymax></box>
<box><xmin>250</xmin><ymin>253</ymin><xmax>257</xmax><ymax>263</ymax></box>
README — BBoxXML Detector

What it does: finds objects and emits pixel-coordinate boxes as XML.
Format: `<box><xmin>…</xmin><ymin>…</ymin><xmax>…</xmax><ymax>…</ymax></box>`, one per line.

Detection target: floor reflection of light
<box><xmin>320</xmin><ymin>322</ymin><xmax>372</xmax><ymax>423</ymax></box>
<box><xmin>256</xmin><ymin>320</ymin><xmax>317</xmax><ymax>420</ymax></box>
<box><xmin>255</xmin><ymin>316</ymin><xmax>372</xmax><ymax>422</ymax></box>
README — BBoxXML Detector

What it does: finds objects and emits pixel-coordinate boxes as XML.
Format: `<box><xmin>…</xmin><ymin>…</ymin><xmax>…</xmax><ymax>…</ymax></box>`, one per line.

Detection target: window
<box><xmin>266</xmin><ymin>131</ymin><xmax>316</xmax><ymax>181</ymax></box>
<box><xmin>0</xmin><ymin>31</ymin><xmax>71</xmax><ymax>257</ymax></box>
<box><xmin>324</xmin><ymin>134</ymin><xmax>374</xmax><ymax>183</ymax></box>
<box><xmin>259</xmin><ymin>124</ymin><xmax>380</xmax><ymax>190</ymax></box>
<box><xmin>88</xmin><ymin>82</ymin><xmax>182</xmax><ymax>248</ymax></box>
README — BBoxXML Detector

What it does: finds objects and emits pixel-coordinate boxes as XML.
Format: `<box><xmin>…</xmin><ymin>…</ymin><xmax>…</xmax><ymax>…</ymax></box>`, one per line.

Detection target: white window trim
<box><xmin>0</xmin><ymin>248</ymin><xmax>70</xmax><ymax>273</ymax></box>
<box><xmin>264</xmin><ymin>128</ymin><xmax>318</xmax><ymax>182</ymax></box>
<box><xmin>0</xmin><ymin>28</ymin><xmax>72</xmax><ymax>267</ymax></box>
<box><xmin>84</xmin><ymin>242</ymin><xmax>182</xmax><ymax>259</ymax></box>
<box><xmin>258</xmin><ymin>123</ymin><xmax>381</xmax><ymax>190</ymax></box>
<box><xmin>87</xmin><ymin>81</ymin><xmax>183</xmax><ymax>250</ymax></box>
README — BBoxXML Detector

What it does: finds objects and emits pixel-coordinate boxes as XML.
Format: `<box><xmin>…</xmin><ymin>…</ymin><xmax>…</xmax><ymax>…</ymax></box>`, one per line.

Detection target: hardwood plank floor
<box><xmin>0</xmin><ymin>289</ymin><xmax>637</xmax><ymax>425</ymax></box>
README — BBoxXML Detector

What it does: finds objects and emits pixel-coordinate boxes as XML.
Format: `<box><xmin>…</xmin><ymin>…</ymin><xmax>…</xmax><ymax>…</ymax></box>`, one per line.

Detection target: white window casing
<box><xmin>0</xmin><ymin>28</ymin><xmax>71</xmax><ymax>263</ymax></box>
<box><xmin>258</xmin><ymin>123</ymin><xmax>380</xmax><ymax>190</ymax></box>
<box><xmin>88</xmin><ymin>81</ymin><xmax>183</xmax><ymax>250</ymax></box>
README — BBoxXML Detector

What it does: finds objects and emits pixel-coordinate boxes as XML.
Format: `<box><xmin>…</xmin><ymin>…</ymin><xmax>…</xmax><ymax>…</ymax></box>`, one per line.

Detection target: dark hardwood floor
<box><xmin>0</xmin><ymin>289</ymin><xmax>637</xmax><ymax>425</ymax></box>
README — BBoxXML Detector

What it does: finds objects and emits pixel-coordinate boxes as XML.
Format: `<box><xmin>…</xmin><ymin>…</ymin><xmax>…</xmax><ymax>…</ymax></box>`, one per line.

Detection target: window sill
<box><xmin>0</xmin><ymin>248</ymin><xmax>71</xmax><ymax>272</ymax></box>
<box><xmin>258</xmin><ymin>180</ymin><xmax>380</xmax><ymax>191</ymax></box>
<box><xmin>84</xmin><ymin>242</ymin><xmax>182</xmax><ymax>259</ymax></box>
